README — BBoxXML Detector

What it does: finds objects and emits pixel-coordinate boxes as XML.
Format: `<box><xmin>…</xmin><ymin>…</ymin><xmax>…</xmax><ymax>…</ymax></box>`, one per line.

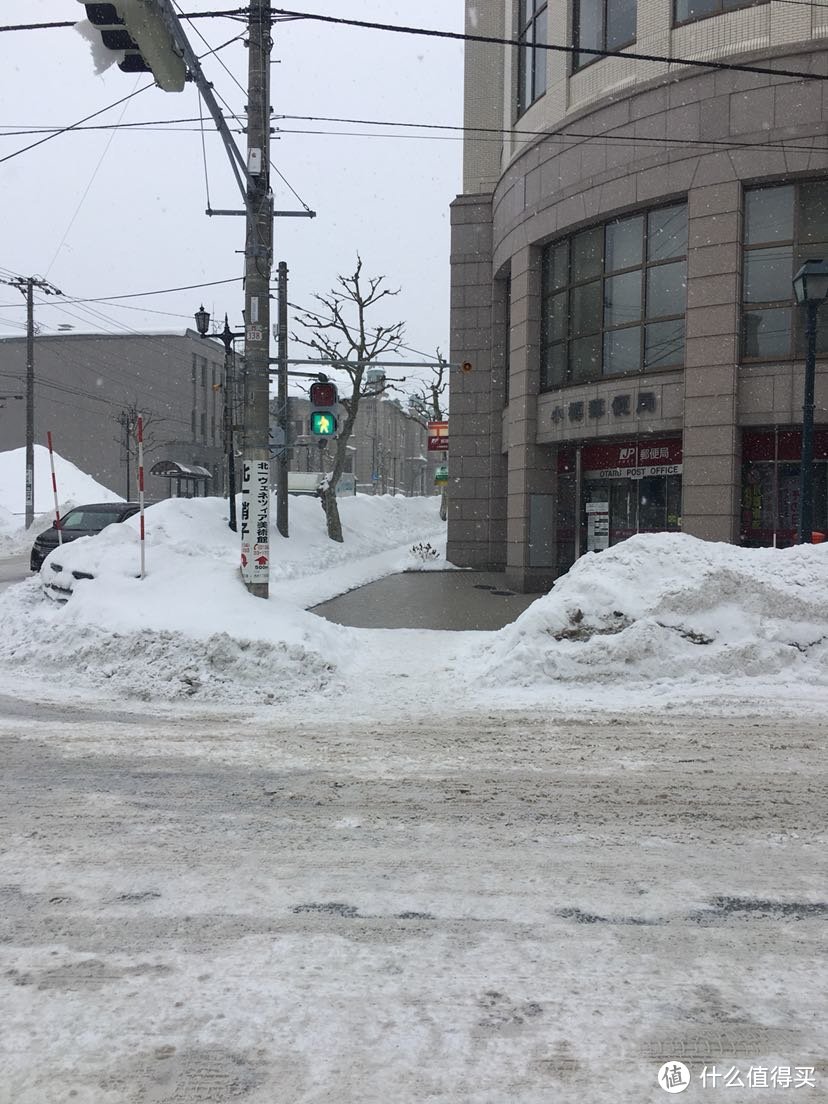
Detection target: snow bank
<box><xmin>0</xmin><ymin>494</ymin><xmax>446</xmax><ymax>705</ymax></box>
<box><xmin>476</xmin><ymin>533</ymin><xmax>828</xmax><ymax>690</ymax></box>
<box><xmin>0</xmin><ymin>445</ymin><xmax>122</xmax><ymax>554</ymax></box>
<box><xmin>0</xmin><ymin>444</ymin><xmax>122</xmax><ymax>517</ymax></box>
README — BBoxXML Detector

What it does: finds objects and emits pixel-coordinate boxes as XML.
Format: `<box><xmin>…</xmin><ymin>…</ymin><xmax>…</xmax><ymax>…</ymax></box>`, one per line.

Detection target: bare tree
<box><xmin>292</xmin><ymin>257</ymin><xmax>405</xmax><ymax>542</ymax></box>
<box><xmin>113</xmin><ymin>403</ymin><xmax>162</xmax><ymax>499</ymax></box>
<box><xmin>404</xmin><ymin>348</ymin><xmax>448</xmax><ymax>428</ymax></box>
<box><xmin>404</xmin><ymin>350</ymin><xmax>449</xmax><ymax>520</ymax></box>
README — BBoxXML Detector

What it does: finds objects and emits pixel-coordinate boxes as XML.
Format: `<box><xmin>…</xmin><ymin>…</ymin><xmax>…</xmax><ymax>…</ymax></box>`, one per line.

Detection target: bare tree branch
<box><xmin>291</xmin><ymin>257</ymin><xmax>406</xmax><ymax>542</ymax></box>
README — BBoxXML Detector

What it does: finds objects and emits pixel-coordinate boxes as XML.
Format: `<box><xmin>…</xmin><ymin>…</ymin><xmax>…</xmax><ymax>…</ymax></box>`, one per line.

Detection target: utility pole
<box><xmin>276</xmin><ymin>260</ymin><xmax>289</xmax><ymax>537</ymax></box>
<box><xmin>240</xmin><ymin>0</ymin><xmax>274</xmax><ymax>598</ymax></box>
<box><xmin>117</xmin><ymin>410</ymin><xmax>133</xmax><ymax>498</ymax></box>
<box><xmin>0</xmin><ymin>275</ymin><xmax>62</xmax><ymax>528</ymax></box>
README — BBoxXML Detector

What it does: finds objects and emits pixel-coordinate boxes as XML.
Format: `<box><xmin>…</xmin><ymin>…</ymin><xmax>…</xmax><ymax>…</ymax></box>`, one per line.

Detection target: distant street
<box><xmin>0</xmin><ymin>704</ymin><xmax>823</xmax><ymax>1103</ymax></box>
<box><xmin>0</xmin><ymin>553</ymin><xmax>30</xmax><ymax>592</ymax></box>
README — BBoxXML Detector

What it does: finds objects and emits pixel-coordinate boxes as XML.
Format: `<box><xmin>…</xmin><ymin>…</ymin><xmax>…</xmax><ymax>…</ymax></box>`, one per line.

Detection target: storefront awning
<box><xmin>150</xmin><ymin>461</ymin><xmax>212</xmax><ymax>479</ymax></box>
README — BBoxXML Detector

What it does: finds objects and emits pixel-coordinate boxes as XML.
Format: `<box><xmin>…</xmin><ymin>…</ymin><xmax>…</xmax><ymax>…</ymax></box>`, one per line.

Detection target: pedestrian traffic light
<box><xmin>77</xmin><ymin>1</ymin><xmax>187</xmax><ymax>92</ymax></box>
<box><xmin>309</xmin><ymin>378</ymin><xmax>338</xmax><ymax>438</ymax></box>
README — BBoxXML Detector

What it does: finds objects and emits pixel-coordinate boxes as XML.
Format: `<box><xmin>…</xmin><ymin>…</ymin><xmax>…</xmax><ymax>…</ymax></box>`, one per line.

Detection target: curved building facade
<box><xmin>448</xmin><ymin>0</ymin><xmax>828</xmax><ymax>590</ymax></box>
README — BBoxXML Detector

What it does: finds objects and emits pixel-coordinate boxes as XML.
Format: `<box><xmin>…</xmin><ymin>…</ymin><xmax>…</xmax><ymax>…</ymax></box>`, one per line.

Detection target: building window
<box><xmin>541</xmin><ymin>203</ymin><xmax>687</xmax><ymax>389</ymax></box>
<box><xmin>675</xmin><ymin>0</ymin><xmax>768</xmax><ymax>28</ymax></box>
<box><xmin>573</xmin><ymin>0</ymin><xmax>636</xmax><ymax>72</ymax></box>
<box><xmin>741</xmin><ymin>428</ymin><xmax>828</xmax><ymax>546</ymax></box>
<box><xmin>742</xmin><ymin>181</ymin><xmax>828</xmax><ymax>361</ymax></box>
<box><xmin>504</xmin><ymin>276</ymin><xmax>512</xmax><ymax>406</ymax></box>
<box><xmin>517</xmin><ymin>0</ymin><xmax>548</xmax><ymax>115</ymax></box>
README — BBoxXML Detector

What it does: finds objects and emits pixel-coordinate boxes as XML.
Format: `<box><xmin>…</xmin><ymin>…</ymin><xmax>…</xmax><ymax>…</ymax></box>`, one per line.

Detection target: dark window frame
<box><xmin>674</xmin><ymin>0</ymin><xmax>769</xmax><ymax>31</ymax></box>
<box><xmin>516</xmin><ymin>0</ymin><xmax>548</xmax><ymax>117</ymax></box>
<box><xmin>741</xmin><ymin>180</ymin><xmax>828</xmax><ymax>363</ymax></box>
<box><xmin>540</xmin><ymin>203</ymin><xmax>688</xmax><ymax>391</ymax></box>
<box><xmin>572</xmin><ymin>0</ymin><xmax>637</xmax><ymax>74</ymax></box>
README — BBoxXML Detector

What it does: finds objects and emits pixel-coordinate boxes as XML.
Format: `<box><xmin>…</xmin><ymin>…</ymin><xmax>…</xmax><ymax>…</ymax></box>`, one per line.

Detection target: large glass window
<box><xmin>742</xmin><ymin>181</ymin><xmax>828</xmax><ymax>360</ymax></box>
<box><xmin>675</xmin><ymin>0</ymin><xmax>768</xmax><ymax>28</ymax></box>
<box><xmin>741</xmin><ymin>429</ymin><xmax>828</xmax><ymax>546</ymax></box>
<box><xmin>573</xmin><ymin>0</ymin><xmax>636</xmax><ymax>71</ymax></box>
<box><xmin>517</xmin><ymin>0</ymin><xmax>548</xmax><ymax>115</ymax></box>
<box><xmin>540</xmin><ymin>204</ymin><xmax>688</xmax><ymax>389</ymax></box>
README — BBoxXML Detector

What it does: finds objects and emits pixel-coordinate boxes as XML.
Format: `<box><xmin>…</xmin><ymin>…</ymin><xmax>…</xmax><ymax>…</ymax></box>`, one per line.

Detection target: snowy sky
<box><xmin>0</xmin><ymin>2</ymin><xmax>463</xmax><ymax>370</ymax></box>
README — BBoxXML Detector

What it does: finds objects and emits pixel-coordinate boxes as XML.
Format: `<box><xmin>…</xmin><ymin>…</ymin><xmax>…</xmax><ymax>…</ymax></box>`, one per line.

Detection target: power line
<box><xmin>0</xmin><ymin>84</ymin><xmax>154</xmax><ymax>166</ymax></box>
<box><xmin>3</xmin><ymin>108</ymin><xmax>826</xmax><ymax>158</ymax></box>
<box><xmin>270</xmin><ymin>7</ymin><xmax>828</xmax><ymax>83</ymax></box>
<box><xmin>6</xmin><ymin>6</ymin><xmax>828</xmax><ymax>80</ymax></box>
<box><xmin>274</xmin><ymin>122</ymin><xmax>828</xmax><ymax>157</ymax></box>
<box><xmin>61</xmin><ymin>276</ymin><xmax>244</xmax><ymax>304</ymax></box>
<box><xmin>0</xmin><ymin>11</ymin><xmax>249</xmax><ymax>33</ymax></box>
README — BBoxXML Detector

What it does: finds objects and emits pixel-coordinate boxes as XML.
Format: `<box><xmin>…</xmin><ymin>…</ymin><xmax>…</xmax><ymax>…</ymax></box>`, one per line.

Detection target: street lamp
<box><xmin>792</xmin><ymin>260</ymin><xmax>828</xmax><ymax>544</ymax></box>
<box><xmin>194</xmin><ymin>306</ymin><xmax>243</xmax><ymax>532</ymax></box>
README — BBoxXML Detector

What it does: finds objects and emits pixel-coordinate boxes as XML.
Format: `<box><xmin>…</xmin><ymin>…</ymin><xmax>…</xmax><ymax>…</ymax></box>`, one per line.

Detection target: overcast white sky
<box><xmin>0</xmin><ymin>1</ymin><xmax>463</xmax><ymax>379</ymax></box>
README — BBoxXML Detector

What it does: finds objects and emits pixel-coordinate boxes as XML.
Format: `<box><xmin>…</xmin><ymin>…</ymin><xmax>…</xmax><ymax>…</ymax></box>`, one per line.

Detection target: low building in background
<box><xmin>277</xmin><ymin>393</ymin><xmax>440</xmax><ymax>497</ymax></box>
<box><xmin>0</xmin><ymin>330</ymin><xmax>227</xmax><ymax>503</ymax></box>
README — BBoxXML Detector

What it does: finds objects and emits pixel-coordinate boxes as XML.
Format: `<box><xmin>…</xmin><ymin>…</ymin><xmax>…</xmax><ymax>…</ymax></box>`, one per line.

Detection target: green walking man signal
<box><xmin>309</xmin><ymin>378</ymin><xmax>339</xmax><ymax>438</ymax></box>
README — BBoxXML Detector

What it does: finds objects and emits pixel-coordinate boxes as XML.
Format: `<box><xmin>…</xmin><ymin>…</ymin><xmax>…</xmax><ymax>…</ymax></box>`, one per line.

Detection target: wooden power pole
<box><xmin>240</xmin><ymin>0</ymin><xmax>274</xmax><ymax>598</ymax></box>
<box><xmin>0</xmin><ymin>275</ymin><xmax>62</xmax><ymax>528</ymax></box>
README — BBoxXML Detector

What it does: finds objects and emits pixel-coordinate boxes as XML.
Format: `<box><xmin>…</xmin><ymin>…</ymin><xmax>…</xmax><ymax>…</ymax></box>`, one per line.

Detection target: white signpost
<box><xmin>240</xmin><ymin>459</ymin><xmax>270</xmax><ymax>585</ymax></box>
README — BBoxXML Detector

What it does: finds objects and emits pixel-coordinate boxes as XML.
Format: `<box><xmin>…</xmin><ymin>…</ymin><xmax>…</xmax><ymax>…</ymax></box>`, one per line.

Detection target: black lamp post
<box><xmin>792</xmin><ymin>260</ymin><xmax>828</xmax><ymax>544</ymax></box>
<box><xmin>194</xmin><ymin>306</ymin><xmax>243</xmax><ymax>532</ymax></box>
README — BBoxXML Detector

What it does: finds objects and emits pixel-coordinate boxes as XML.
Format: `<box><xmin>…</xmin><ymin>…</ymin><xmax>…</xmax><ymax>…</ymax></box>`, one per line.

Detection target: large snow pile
<box><xmin>0</xmin><ymin>445</ymin><xmax>122</xmax><ymax>554</ymax></box>
<box><xmin>477</xmin><ymin>533</ymin><xmax>828</xmax><ymax>694</ymax></box>
<box><xmin>0</xmin><ymin>493</ymin><xmax>446</xmax><ymax>706</ymax></box>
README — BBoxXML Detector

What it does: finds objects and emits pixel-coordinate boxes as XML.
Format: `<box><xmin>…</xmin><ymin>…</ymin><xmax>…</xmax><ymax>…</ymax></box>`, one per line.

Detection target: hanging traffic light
<box><xmin>77</xmin><ymin>1</ymin><xmax>187</xmax><ymax>92</ymax></box>
<box><xmin>309</xmin><ymin>378</ymin><xmax>339</xmax><ymax>438</ymax></box>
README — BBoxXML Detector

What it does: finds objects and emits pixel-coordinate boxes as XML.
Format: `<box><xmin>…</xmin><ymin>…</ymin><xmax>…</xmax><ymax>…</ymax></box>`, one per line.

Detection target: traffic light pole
<box><xmin>240</xmin><ymin>0</ymin><xmax>273</xmax><ymax>598</ymax></box>
<box><xmin>276</xmin><ymin>260</ymin><xmax>289</xmax><ymax>538</ymax></box>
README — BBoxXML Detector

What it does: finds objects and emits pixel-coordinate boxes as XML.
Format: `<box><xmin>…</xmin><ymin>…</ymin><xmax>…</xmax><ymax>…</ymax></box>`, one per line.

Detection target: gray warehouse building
<box><xmin>0</xmin><ymin>330</ymin><xmax>228</xmax><ymax>503</ymax></box>
<box><xmin>448</xmin><ymin>0</ymin><xmax>828</xmax><ymax>591</ymax></box>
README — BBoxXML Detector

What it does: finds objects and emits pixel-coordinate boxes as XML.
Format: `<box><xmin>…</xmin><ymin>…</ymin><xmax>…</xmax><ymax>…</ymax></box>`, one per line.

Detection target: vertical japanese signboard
<box><xmin>240</xmin><ymin>459</ymin><xmax>270</xmax><ymax>585</ymax></box>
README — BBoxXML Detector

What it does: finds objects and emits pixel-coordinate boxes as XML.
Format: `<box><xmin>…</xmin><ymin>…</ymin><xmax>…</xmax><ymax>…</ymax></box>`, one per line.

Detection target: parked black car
<box><xmin>30</xmin><ymin>502</ymin><xmax>141</xmax><ymax>571</ymax></box>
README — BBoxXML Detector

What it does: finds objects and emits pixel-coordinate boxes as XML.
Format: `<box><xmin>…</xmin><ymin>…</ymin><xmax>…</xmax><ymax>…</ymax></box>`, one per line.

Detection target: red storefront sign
<box><xmin>557</xmin><ymin>438</ymin><xmax>683</xmax><ymax>479</ymax></box>
<box><xmin>742</xmin><ymin>429</ymin><xmax>828</xmax><ymax>462</ymax></box>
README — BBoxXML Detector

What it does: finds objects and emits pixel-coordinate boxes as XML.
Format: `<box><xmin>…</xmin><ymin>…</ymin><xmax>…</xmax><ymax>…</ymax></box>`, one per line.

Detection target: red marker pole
<box><xmin>46</xmin><ymin>431</ymin><xmax>62</xmax><ymax>545</ymax></box>
<box><xmin>137</xmin><ymin>415</ymin><xmax>145</xmax><ymax>579</ymax></box>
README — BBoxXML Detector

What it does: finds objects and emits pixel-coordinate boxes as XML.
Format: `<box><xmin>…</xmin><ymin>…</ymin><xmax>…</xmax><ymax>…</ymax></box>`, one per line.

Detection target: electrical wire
<box><xmin>0</xmin><ymin>10</ymin><xmax>250</xmax><ymax>33</ymax></box>
<box><xmin>174</xmin><ymin>2</ymin><xmax>247</xmax><ymax>99</ymax></box>
<box><xmin>44</xmin><ymin>78</ymin><xmax>142</xmax><ymax>280</ymax></box>
<box><xmin>2</xmin><ymin>110</ymin><xmax>826</xmax><ymax>158</ymax></box>
<box><xmin>269</xmin><ymin>7</ymin><xmax>828</xmax><ymax>83</ymax></box>
<box><xmin>0</xmin><ymin>84</ymin><xmax>154</xmax><ymax>166</ymax></box>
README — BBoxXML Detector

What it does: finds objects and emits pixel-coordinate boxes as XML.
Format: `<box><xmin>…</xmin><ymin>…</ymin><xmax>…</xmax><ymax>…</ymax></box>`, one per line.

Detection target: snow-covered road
<box><xmin>1</xmin><ymin>705</ymin><xmax>824</xmax><ymax>1103</ymax></box>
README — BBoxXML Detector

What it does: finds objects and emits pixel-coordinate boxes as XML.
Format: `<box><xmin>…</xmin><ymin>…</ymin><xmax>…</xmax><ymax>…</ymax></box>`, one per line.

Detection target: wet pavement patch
<box><xmin>692</xmin><ymin>896</ymin><xmax>828</xmax><ymax>922</ymax></box>
<box><xmin>310</xmin><ymin>570</ymin><xmax>540</xmax><ymax>630</ymax></box>
<box><xmin>292</xmin><ymin>901</ymin><xmax>361</xmax><ymax>918</ymax></box>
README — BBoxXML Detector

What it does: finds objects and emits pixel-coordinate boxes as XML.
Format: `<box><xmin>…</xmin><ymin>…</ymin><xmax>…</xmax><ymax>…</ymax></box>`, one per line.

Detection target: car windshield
<box><xmin>59</xmin><ymin>508</ymin><xmax>120</xmax><ymax>532</ymax></box>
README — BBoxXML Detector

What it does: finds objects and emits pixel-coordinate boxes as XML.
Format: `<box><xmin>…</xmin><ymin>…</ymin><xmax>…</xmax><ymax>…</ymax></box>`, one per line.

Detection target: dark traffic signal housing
<box><xmin>309</xmin><ymin>378</ymin><xmax>339</xmax><ymax>438</ymax></box>
<box><xmin>79</xmin><ymin>1</ymin><xmax>187</xmax><ymax>91</ymax></box>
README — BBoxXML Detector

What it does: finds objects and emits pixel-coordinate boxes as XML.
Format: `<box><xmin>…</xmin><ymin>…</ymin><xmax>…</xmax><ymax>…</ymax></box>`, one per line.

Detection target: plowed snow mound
<box><xmin>479</xmin><ymin>534</ymin><xmax>828</xmax><ymax>687</ymax></box>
